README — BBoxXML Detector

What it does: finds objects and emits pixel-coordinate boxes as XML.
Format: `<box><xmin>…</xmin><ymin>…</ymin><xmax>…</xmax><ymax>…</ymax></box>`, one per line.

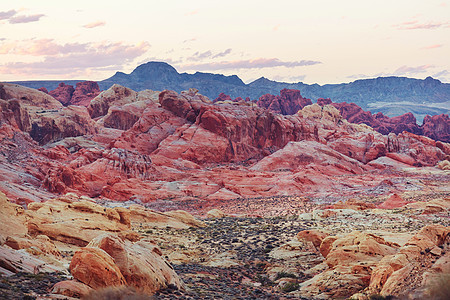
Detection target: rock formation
<box><xmin>46</xmin><ymin>81</ymin><xmax>100</xmax><ymax>107</ymax></box>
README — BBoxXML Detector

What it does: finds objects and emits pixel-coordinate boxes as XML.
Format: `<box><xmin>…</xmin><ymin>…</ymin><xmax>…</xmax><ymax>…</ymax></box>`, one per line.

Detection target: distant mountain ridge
<box><xmin>7</xmin><ymin>61</ymin><xmax>450</xmax><ymax>120</ymax></box>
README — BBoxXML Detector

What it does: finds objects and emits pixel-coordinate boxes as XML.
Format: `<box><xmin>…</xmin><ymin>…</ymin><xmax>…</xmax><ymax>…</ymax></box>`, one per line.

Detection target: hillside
<box><xmin>8</xmin><ymin>62</ymin><xmax>450</xmax><ymax>119</ymax></box>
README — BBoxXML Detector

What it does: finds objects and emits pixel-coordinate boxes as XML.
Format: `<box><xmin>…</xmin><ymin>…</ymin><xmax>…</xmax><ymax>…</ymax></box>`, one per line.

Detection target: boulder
<box><xmin>51</xmin><ymin>280</ymin><xmax>93</xmax><ymax>298</ymax></box>
<box><xmin>87</xmin><ymin>234</ymin><xmax>183</xmax><ymax>294</ymax></box>
<box><xmin>88</xmin><ymin>84</ymin><xmax>138</xmax><ymax>118</ymax></box>
<box><xmin>70</xmin><ymin>247</ymin><xmax>126</xmax><ymax>289</ymax></box>
<box><xmin>26</xmin><ymin>194</ymin><xmax>131</xmax><ymax>246</ymax></box>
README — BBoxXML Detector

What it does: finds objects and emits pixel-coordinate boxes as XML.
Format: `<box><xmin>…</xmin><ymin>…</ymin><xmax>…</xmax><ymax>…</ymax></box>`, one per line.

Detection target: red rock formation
<box><xmin>214</xmin><ymin>92</ymin><xmax>233</xmax><ymax>102</ymax></box>
<box><xmin>1</xmin><ymin>83</ymin><xmax>450</xmax><ymax>205</ymax></box>
<box><xmin>329</xmin><ymin>100</ymin><xmax>449</xmax><ymax>143</ymax></box>
<box><xmin>70</xmin><ymin>247</ymin><xmax>127</xmax><ymax>289</ymax></box>
<box><xmin>49</xmin><ymin>83</ymin><xmax>75</xmax><ymax>106</ymax></box>
<box><xmin>70</xmin><ymin>81</ymin><xmax>101</xmax><ymax>106</ymax></box>
<box><xmin>257</xmin><ymin>89</ymin><xmax>312</xmax><ymax>115</ymax></box>
<box><xmin>38</xmin><ymin>87</ymin><xmax>48</xmax><ymax>94</ymax></box>
<box><xmin>317</xmin><ymin>98</ymin><xmax>332</xmax><ymax>106</ymax></box>
<box><xmin>422</xmin><ymin>114</ymin><xmax>450</xmax><ymax>143</ymax></box>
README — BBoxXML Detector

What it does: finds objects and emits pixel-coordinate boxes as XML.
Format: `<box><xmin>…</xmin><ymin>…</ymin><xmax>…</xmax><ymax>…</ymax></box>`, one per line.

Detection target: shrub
<box><xmin>281</xmin><ymin>282</ymin><xmax>299</xmax><ymax>293</ymax></box>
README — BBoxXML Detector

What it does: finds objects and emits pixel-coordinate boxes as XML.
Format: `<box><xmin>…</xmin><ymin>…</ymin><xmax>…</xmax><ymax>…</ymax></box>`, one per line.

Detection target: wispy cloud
<box><xmin>0</xmin><ymin>9</ymin><xmax>17</xmax><ymax>20</ymax></box>
<box><xmin>188</xmin><ymin>50</ymin><xmax>213</xmax><ymax>61</ymax></box>
<box><xmin>212</xmin><ymin>48</ymin><xmax>232</xmax><ymax>59</ymax></box>
<box><xmin>347</xmin><ymin>65</ymin><xmax>439</xmax><ymax>80</ymax></box>
<box><xmin>0</xmin><ymin>39</ymin><xmax>87</xmax><ymax>56</ymax></box>
<box><xmin>83</xmin><ymin>21</ymin><xmax>106</xmax><ymax>28</ymax></box>
<box><xmin>0</xmin><ymin>40</ymin><xmax>150</xmax><ymax>77</ymax></box>
<box><xmin>9</xmin><ymin>14</ymin><xmax>45</xmax><ymax>24</ymax></box>
<box><xmin>423</xmin><ymin>44</ymin><xmax>443</xmax><ymax>49</ymax></box>
<box><xmin>186</xmin><ymin>49</ymin><xmax>232</xmax><ymax>61</ymax></box>
<box><xmin>179</xmin><ymin>58</ymin><xmax>322</xmax><ymax>71</ymax></box>
<box><xmin>394</xmin><ymin>64</ymin><xmax>435</xmax><ymax>74</ymax></box>
<box><xmin>394</xmin><ymin>20</ymin><xmax>450</xmax><ymax>30</ymax></box>
<box><xmin>183</xmin><ymin>38</ymin><xmax>197</xmax><ymax>44</ymax></box>
<box><xmin>432</xmin><ymin>70</ymin><xmax>449</xmax><ymax>78</ymax></box>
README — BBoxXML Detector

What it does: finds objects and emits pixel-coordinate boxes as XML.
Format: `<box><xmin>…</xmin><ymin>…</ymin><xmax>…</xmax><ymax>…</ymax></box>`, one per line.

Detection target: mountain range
<box><xmin>7</xmin><ymin>61</ymin><xmax>450</xmax><ymax>121</ymax></box>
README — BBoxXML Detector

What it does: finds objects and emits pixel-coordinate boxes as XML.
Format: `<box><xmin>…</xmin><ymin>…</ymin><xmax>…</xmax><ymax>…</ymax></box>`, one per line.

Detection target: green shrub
<box><xmin>281</xmin><ymin>282</ymin><xmax>299</xmax><ymax>293</ymax></box>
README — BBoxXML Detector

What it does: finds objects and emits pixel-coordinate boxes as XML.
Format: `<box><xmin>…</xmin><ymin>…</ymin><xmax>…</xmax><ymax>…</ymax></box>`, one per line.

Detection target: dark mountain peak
<box><xmin>130</xmin><ymin>61</ymin><xmax>179</xmax><ymax>79</ymax></box>
<box><xmin>248</xmin><ymin>77</ymin><xmax>279</xmax><ymax>87</ymax></box>
<box><xmin>189</xmin><ymin>71</ymin><xmax>245</xmax><ymax>86</ymax></box>
<box><xmin>423</xmin><ymin>76</ymin><xmax>441</xmax><ymax>87</ymax></box>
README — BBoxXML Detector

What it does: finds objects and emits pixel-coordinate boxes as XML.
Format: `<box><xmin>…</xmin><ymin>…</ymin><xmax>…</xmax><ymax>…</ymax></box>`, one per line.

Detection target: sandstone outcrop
<box><xmin>257</xmin><ymin>88</ymin><xmax>312</xmax><ymax>115</ymax></box>
<box><xmin>26</xmin><ymin>194</ymin><xmax>132</xmax><ymax>246</ymax></box>
<box><xmin>86</xmin><ymin>234</ymin><xmax>183</xmax><ymax>294</ymax></box>
<box><xmin>70</xmin><ymin>81</ymin><xmax>101</xmax><ymax>106</ymax></box>
<box><xmin>368</xmin><ymin>224</ymin><xmax>449</xmax><ymax>297</ymax></box>
<box><xmin>49</xmin><ymin>83</ymin><xmax>75</xmax><ymax>106</ymax></box>
<box><xmin>299</xmin><ymin>231</ymin><xmax>400</xmax><ymax>299</ymax></box>
<box><xmin>70</xmin><ymin>246</ymin><xmax>127</xmax><ymax>289</ymax></box>
<box><xmin>88</xmin><ymin>84</ymin><xmax>138</xmax><ymax>118</ymax></box>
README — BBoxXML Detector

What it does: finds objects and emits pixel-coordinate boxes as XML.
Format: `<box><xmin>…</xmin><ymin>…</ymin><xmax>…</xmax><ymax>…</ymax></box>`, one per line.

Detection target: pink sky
<box><xmin>0</xmin><ymin>0</ymin><xmax>449</xmax><ymax>84</ymax></box>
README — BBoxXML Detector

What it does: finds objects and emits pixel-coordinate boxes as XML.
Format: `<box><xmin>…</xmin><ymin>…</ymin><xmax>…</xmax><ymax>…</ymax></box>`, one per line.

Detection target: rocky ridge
<box><xmin>0</xmin><ymin>82</ymin><xmax>449</xmax><ymax>299</ymax></box>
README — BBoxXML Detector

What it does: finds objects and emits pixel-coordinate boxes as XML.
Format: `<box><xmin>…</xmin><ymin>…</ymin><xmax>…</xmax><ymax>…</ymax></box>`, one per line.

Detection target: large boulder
<box><xmin>86</xmin><ymin>234</ymin><xmax>183</xmax><ymax>294</ymax></box>
<box><xmin>70</xmin><ymin>247</ymin><xmax>127</xmax><ymax>289</ymax></box>
<box><xmin>88</xmin><ymin>84</ymin><xmax>138</xmax><ymax>118</ymax></box>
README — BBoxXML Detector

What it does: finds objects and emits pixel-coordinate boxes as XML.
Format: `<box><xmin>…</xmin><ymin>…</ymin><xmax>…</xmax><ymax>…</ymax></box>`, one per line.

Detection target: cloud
<box><xmin>394</xmin><ymin>65</ymin><xmax>435</xmax><ymax>75</ymax></box>
<box><xmin>183</xmin><ymin>38</ymin><xmax>197</xmax><ymax>44</ymax></box>
<box><xmin>432</xmin><ymin>70</ymin><xmax>449</xmax><ymax>78</ymax></box>
<box><xmin>187</xmin><ymin>50</ymin><xmax>213</xmax><ymax>61</ymax></box>
<box><xmin>186</xmin><ymin>49</ymin><xmax>232</xmax><ymax>61</ymax></box>
<box><xmin>212</xmin><ymin>48</ymin><xmax>232</xmax><ymax>59</ymax></box>
<box><xmin>394</xmin><ymin>20</ymin><xmax>450</xmax><ymax>30</ymax></box>
<box><xmin>423</xmin><ymin>44</ymin><xmax>443</xmax><ymax>49</ymax></box>
<box><xmin>83</xmin><ymin>21</ymin><xmax>106</xmax><ymax>28</ymax></box>
<box><xmin>347</xmin><ymin>65</ymin><xmax>439</xmax><ymax>80</ymax></box>
<box><xmin>0</xmin><ymin>9</ymin><xmax>17</xmax><ymax>20</ymax></box>
<box><xmin>0</xmin><ymin>40</ymin><xmax>150</xmax><ymax>76</ymax></box>
<box><xmin>9</xmin><ymin>14</ymin><xmax>45</xmax><ymax>24</ymax></box>
<box><xmin>0</xmin><ymin>39</ymin><xmax>88</xmax><ymax>56</ymax></box>
<box><xmin>179</xmin><ymin>58</ymin><xmax>322</xmax><ymax>71</ymax></box>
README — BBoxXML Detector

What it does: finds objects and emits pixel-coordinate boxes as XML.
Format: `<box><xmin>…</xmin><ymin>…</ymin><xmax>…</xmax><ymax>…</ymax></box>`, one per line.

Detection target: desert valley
<box><xmin>0</xmin><ymin>62</ymin><xmax>449</xmax><ymax>299</ymax></box>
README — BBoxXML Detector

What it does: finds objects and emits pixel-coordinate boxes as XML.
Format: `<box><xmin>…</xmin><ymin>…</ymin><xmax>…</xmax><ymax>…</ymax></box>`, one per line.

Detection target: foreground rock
<box><xmin>67</xmin><ymin>234</ymin><xmax>183</xmax><ymax>295</ymax></box>
<box><xmin>298</xmin><ymin>231</ymin><xmax>399</xmax><ymax>299</ymax></box>
<box><xmin>368</xmin><ymin>224</ymin><xmax>450</xmax><ymax>298</ymax></box>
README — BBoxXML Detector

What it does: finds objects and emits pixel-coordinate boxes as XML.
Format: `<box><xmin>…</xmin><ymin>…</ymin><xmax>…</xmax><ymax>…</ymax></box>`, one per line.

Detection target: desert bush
<box><xmin>280</xmin><ymin>282</ymin><xmax>299</xmax><ymax>293</ymax></box>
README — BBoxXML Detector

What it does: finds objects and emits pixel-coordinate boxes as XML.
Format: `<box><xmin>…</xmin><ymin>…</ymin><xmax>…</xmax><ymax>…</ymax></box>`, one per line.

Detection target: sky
<box><xmin>0</xmin><ymin>0</ymin><xmax>449</xmax><ymax>84</ymax></box>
